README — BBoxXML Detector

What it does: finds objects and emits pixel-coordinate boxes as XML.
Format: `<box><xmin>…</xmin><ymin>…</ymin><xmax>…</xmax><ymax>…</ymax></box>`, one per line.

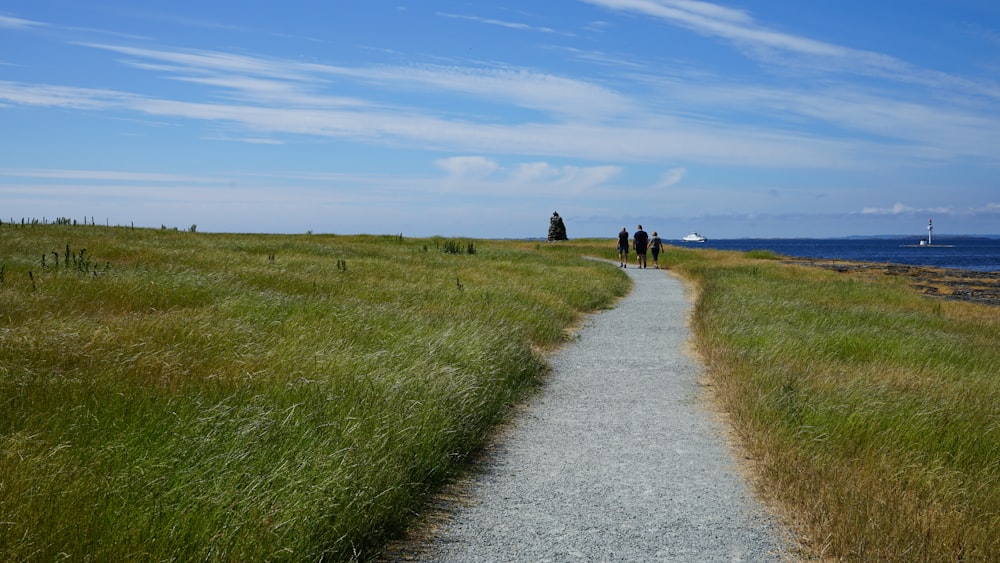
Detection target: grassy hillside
<box><xmin>0</xmin><ymin>225</ymin><xmax>628</xmax><ymax>561</ymax></box>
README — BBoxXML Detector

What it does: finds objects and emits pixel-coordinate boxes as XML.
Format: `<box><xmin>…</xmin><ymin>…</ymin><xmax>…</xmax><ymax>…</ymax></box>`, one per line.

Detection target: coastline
<box><xmin>789</xmin><ymin>259</ymin><xmax>1000</xmax><ymax>306</ymax></box>
<box><xmin>689</xmin><ymin>237</ymin><xmax>1000</xmax><ymax>273</ymax></box>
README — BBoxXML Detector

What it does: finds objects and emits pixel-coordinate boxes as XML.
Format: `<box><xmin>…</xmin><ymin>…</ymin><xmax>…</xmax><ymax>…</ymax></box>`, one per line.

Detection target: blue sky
<box><xmin>2</xmin><ymin>1</ymin><xmax>999</xmax><ymax>238</ymax></box>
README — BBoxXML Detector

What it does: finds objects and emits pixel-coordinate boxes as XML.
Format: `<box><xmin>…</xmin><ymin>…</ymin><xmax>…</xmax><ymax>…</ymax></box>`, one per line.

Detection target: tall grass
<box><xmin>9</xmin><ymin>229</ymin><xmax>993</xmax><ymax>560</ymax></box>
<box><xmin>667</xmin><ymin>246</ymin><xmax>1000</xmax><ymax>561</ymax></box>
<box><xmin>0</xmin><ymin>226</ymin><xmax>627</xmax><ymax>561</ymax></box>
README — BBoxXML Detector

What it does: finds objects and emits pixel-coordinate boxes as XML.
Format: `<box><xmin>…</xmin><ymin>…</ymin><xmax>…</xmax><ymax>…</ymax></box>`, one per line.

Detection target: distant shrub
<box><xmin>441</xmin><ymin>239</ymin><xmax>476</xmax><ymax>255</ymax></box>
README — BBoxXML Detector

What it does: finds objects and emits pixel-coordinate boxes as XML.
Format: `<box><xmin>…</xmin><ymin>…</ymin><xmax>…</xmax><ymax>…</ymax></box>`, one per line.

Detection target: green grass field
<box><xmin>2</xmin><ymin>225</ymin><xmax>998</xmax><ymax>561</ymax></box>
<box><xmin>0</xmin><ymin>225</ymin><xmax>627</xmax><ymax>561</ymax></box>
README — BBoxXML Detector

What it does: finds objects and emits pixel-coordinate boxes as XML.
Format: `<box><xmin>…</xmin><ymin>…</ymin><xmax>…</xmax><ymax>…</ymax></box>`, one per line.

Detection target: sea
<box><xmin>680</xmin><ymin>237</ymin><xmax>1000</xmax><ymax>273</ymax></box>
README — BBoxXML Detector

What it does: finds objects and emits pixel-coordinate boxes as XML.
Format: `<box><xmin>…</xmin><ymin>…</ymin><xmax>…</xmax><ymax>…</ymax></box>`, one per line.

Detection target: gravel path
<box><xmin>420</xmin><ymin>265</ymin><xmax>793</xmax><ymax>562</ymax></box>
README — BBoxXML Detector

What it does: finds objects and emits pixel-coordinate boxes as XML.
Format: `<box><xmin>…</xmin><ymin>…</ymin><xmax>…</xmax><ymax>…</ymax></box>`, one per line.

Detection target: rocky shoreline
<box><xmin>790</xmin><ymin>260</ymin><xmax>1000</xmax><ymax>307</ymax></box>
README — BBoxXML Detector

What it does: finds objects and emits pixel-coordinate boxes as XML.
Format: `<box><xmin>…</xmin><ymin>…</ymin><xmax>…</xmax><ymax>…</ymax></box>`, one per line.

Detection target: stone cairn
<box><xmin>547</xmin><ymin>211</ymin><xmax>568</xmax><ymax>241</ymax></box>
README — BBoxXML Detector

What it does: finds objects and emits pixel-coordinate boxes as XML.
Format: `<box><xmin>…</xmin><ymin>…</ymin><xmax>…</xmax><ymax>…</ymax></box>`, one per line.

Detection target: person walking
<box><xmin>617</xmin><ymin>227</ymin><xmax>630</xmax><ymax>267</ymax></box>
<box><xmin>649</xmin><ymin>231</ymin><xmax>664</xmax><ymax>269</ymax></box>
<box><xmin>633</xmin><ymin>224</ymin><xmax>649</xmax><ymax>269</ymax></box>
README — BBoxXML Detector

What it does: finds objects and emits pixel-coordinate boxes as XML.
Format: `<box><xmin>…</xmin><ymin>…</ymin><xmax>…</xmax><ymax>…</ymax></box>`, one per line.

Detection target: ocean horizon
<box><xmin>676</xmin><ymin>236</ymin><xmax>1000</xmax><ymax>272</ymax></box>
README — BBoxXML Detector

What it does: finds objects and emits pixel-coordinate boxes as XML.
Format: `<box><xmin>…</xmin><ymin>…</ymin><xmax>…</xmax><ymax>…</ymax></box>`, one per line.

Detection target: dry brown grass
<box><xmin>666</xmin><ymin>247</ymin><xmax>1000</xmax><ymax>561</ymax></box>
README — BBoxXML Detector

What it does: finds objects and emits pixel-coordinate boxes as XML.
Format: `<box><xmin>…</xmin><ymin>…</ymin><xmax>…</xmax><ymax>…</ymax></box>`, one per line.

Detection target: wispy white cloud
<box><xmin>432</xmin><ymin>157</ymin><xmax>622</xmax><ymax>198</ymax></box>
<box><xmin>856</xmin><ymin>203</ymin><xmax>1000</xmax><ymax>224</ymax></box>
<box><xmin>314</xmin><ymin>63</ymin><xmax>633</xmax><ymax>120</ymax></box>
<box><xmin>861</xmin><ymin>203</ymin><xmax>914</xmax><ymax>215</ymax></box>
<box><xmin>0</xmin><ymin>159</ymin><xmax>621</xmax><ymax>214</ymax></box>
<box><xmin>83</xmin><ymin>42</ymin><xmax>631</xmax><ymax>119</ymax></box>
<box><xmin>960</xmin><ymin>22</ymin><xmax>1000</xmax><ymax>48</ymax></box>
<box><xmin>643</xmin><ymin>77</ymin><xmax>1000</xmax><ymax>160</ymax></box>
<box><xmin>509</xmin><ymin>162</ymin><xmax>622</xmax><ymax>189</ymax></box>
<box><xmin>0</xmin><ymin>78</ymin><xmax>929</xmax><ymax>168</ymax></box>
<box><xmin>511</xmin><ymin>162</ymin><xmax>563</xmax><ymax>182</ymax></box>
<box><xmin>0</xmin><ymin>168</ymin><xmax>225</xmax><ymax>183</ymax></box>
<box><xmin>121</xmin><ymin>10</ymin><xmax>248</xmax><ymax>33</ymax></box>
<box><xmin>164</xmin><ymin>74</ymin><xmax>368</xmax><ymax>108</ymax></box>
<box><xmin>81</xmin><ymin>42</ymin><xmax>310</xmax><ymax>81</ymax></box>
<box><xmin>436</xmin><ymin>11</ymin><xmax>570</xmax><ymax>36</ymax></box>
<box><xmin>435</xmin><ymin>156</ymin><xmax>501</xmax><ymax>178</ymax></box>
<box><xmin>859</xmin><ymin>203</ymin><xmax>955</xmax><ymax>216</ymax></box>
<box><xmin>550</xmin><ymin>45</ymin><xmax>648</xmax><ymax>70</ymax></box>
<box><xmin>4</xmin><ymin>7</ymin><xmax>998</xmax><ymax>237</ymax></box>
<box><xmin>654</xmin><ymin>167</ymin><xmax>686</xmax><ymax>189</ymax></box>
<box><xmin>581</xmin><ymin>0</ymin><xmax>844</xmax><ymax>57</ymax></box>
<box><xmin>557</xmin><ymin>164</ymin><xmax>622</xmax><ymax>190</ymax></box>
<box><xmin>583</xmin><ymin>20</ymin><xmax>613</xmax><ymax>33</ymax></box>
<box><xmin>0</xmin><ymin>15</ymin><xmax>45</xmax><ymax>29</ymax></box>
<box><xmin>581</xmin><ymin>0</ymin><xmax>1000</xmax><ymax>102</ymax></box>
<box><xmin>203</xmin><ymin>135</ymin><xmax>286</xmax><ymax>145</ymax></box>
<box><xmin>1</xmin><ymin>17</ymin><xmax>997</xmax><ymax>183</ymax></box>
<box><xmin>0</xmin><ymin>81</ymin><xmax>132</xmax><ymax>109</ymax></box>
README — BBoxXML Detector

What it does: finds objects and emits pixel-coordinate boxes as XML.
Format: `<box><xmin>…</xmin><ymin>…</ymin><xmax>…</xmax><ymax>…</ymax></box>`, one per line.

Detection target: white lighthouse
<box><xmin>905</xmin><ymin>218</ymin><xmax>952</xmax><ymax>248</ymax></box>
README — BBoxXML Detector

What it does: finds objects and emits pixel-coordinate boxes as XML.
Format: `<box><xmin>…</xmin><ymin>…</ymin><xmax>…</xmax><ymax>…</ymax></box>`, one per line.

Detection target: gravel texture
<box><xmin>419</xmin><ymin>265</ymin><xmax>792</xmax><ymax>562</ymax></box>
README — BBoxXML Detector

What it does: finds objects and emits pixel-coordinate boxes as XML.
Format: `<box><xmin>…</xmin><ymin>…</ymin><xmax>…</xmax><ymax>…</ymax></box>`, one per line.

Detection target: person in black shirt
<box><xmin>617</xmin><ymin>227</ymin><xmax>629</xmax><ymax>267</ymax></box>
<box><xmin>633</xmin><ymin>224</ymin><xmax>649</xmax><ymax>269</ymax></box>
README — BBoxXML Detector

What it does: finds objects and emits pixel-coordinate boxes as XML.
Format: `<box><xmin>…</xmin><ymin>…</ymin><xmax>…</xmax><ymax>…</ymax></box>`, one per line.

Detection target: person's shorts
<box><xmin>635</xmin><ymin>246</ymin><xmax>648</xmax><ymax>255</ymax></box>
<box><xmin>618</xmin><ymin>245</ymin><xmax>629</xmax><ymax>253</ymax></box>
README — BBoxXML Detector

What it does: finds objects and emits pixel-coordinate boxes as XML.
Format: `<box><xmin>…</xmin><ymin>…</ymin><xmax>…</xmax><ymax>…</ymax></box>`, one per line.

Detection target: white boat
<box><xmin>682</xmin><ymin>232</ymin><xmax>707</xmax><ymax>243</ymax></box>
